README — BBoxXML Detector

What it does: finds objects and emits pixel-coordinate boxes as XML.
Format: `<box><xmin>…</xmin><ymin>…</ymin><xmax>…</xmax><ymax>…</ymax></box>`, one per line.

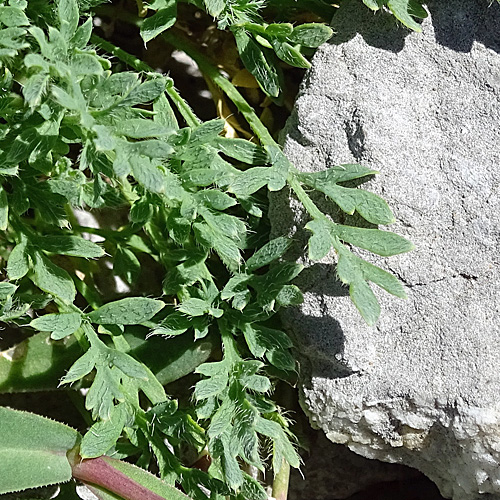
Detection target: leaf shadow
<box><xmin>328</xmin><ymin>0</ymin><xmax>411</xmax><ymax>54</ymax></box>
<box><xmin>327</xmin><ymin>0</ymin><xmax>500</xmax><ymax>54</ymax></box>
<box><xmin>426</xmin><ymin>0</ymin><xmax>500</xmax><ymax>53</ymax></box>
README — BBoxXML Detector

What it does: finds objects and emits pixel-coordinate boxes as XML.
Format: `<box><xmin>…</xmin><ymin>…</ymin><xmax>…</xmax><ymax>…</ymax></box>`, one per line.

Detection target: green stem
<box><xmin>160</xmin><ymin>29</ymin><xmax>330</xmax><ymax>231</ymax></box>
<box><xmin>92</xmin><ymin>9</ymin><xmax>326</xmax><ymax>232</ymax></box>
<box><xmin>272</xmin><ymin>459</ymin><xmax>291</xmax><ymax>500</ymax></box>
<box><xmin>218</xmin><ymin>320</ymin><xmax>239</xmax><ymax>364</ymax></box>
<box><xmin>287</xmin><ymin>174</ymin><xmax>325</xmax><ymax>221</ymax></box>
<box><xmin>161</xmin><ymin>29</ymin><xmax>275</xmax><ymax>146</ymax></box>
<box><xmin>165</xmin><ymin>82</ymin><xmax>201</xmax><ymax>128</ymax></box>
<box><xmin>91</xmin><ymin>33</ymin><xmax>152</xmax><ymax>73</ymax></box>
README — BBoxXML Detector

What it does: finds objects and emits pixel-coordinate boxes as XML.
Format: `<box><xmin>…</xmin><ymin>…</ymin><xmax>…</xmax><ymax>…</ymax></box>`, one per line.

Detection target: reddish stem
<box><xmin>71</xmin><ymin>455</ymin><xmax>166</xmax><ymax>500</ymax></box>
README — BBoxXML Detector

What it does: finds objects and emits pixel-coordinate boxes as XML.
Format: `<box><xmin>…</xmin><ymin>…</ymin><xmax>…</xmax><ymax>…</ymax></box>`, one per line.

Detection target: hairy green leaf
<box><xmin>116</xmin><ymin>119</ymin><xmax>174</xmax><ymax>139</ymax></box>
<box><xmin>114</xmin><ymin>245</ymin><xmax>141</xmax><ymax>284</ymax></box>
<box><xmin>35</xmin><ymin>235</ymin><xmax>104</xmax><ymax>258</ymax></box>
<box><xmin>232</xmin><ymin>27</ymin><xmax>280</xmax><ymax>98</ymax></box>
<box><xmin>58</xmin><ymin>0</ymin><xmax>79</xmax><ymax>40</ymax></box>
<box><xmin>193</xmin><ymin>222</ymin><xmax>241</xmax><ymax>271</ymax></box>
<box><xmin>71</xmin><ymin>16</ymin><xmax>92</xmax><ymax>48</ymax></box>
<box><xmin>288</xmin><ymin>23</ymin><xmax>333</xmax><ymax>47</ymax></box>
<box><xmin>32</xmin><ymin>252</ymin><xmax>76</xmax><ymax>304</ymax></box>
<box><xmin>271</xmin><ymin>39</ymin><xmax>310</xmax><ymax>68</ymax></box>
<box><xmin>300</xmin><ymin>169</ymin><xmax>394</xmax><ymax>224</ymax></box>
<box><xmin>121</xmin><ymin>78</ymin><xmax>166</xmax><ymax>107</ymax></box>
<box><xmin>0</xmin><ymin>282</ymin><xmax>17</xmax><ymax>299</ymax></box>
<box><xmin>387</xmin><ymin>0</ymin><xmax>427</xmax><ymax>31</ymax></box>
<box><xmin>194</xmin><ymin>372</ymin><xmax>228</xmax><ymax>400</ymax></box>
<box><xmin>0</xmin><ymin>6</ymin><xmax>29</xmax><ymax>27</ymax></box>
<box><xmin>80</xmin><ymin>403</ymin><xmax>127</xmax><ymax>458</ymax></box>
<box><xmin>246</xmin><ymin>236</ymin><xmax>291</xmax><ymax>272</ymax></box>
<box><xmin>30</xmin><ymin>312</ymin><xmax>82</xmax><ymax>340</ymax></box>
<box><xmin>61</xmin><ymin>346</ymin><xmax>98</xmax><ymax>384</ymax></box>
<box><xmin>88</xmin><ymin>297</ymin><xmax>165</xmax><ymax>325</ymax></box>
<box><xmin>22</xmin><ymin>72</ymin><xmax>49</xmax><ymax>108</ymax></box>
<box><xmin>0</xmin><ymin>407</ymin><xmax>79</xmax><ymax>495</ymax></box>
<box><xmin>266</xmin><ymin>23</ymin><xmax>293</xmax><ymax>37</ymax></box>
<box><xmin>215</xmin><ymin>137</ymin><xmax>268</xmax><ymax>165</ymax></box>
<box><xmin>334</xmin><ymin>224</ymin><xmax>414</xmax><ymax>256</ymax></box>
<box><xmin>241</xmin><ymin>473</ymin><xmax>267</xmax><ymax>500</ymax></box>
<box><xmin>141</xmin><ymin>1</ymin><xmax>177</xmax><ymax>42</ymax></box>
<box><xmin>204</xmin><ymin>0</ymin><xmax>226</xmax><ymax>17</ymax></box>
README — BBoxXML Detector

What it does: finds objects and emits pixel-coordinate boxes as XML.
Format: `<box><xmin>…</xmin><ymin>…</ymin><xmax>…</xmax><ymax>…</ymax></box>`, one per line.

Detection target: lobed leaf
<box><xmin>193</xmin><ymin>222</ymin><xmax>241</xmax><ymax>271</ymax></box>
<box><xmin>0</xmin><ymin>6</ymin><xmax>29</xmax><ymax>27</ymax></box>
<box><xmin>254</xmin><ymin>416</ymin><xmax>299</xmax><ymax>469</ymax></box>
<box><xmin>58</xmin><ymin>0</ymin><xmax>79</xmax><ymax>41</ymax></box>
<box><xmin>116</xmin><ymin>119</ymin><xmax>174</xmax><ymax>139</ymax></box>
<box><xmin>194</xmin><ymin>373</ymin><xmax>228</xmax><ymax>400</ymax></box>
<box><xmin>241</xmin><ymin>473</ymin><xmax>267</xmax><ymax>500</ymax></box>
<box><xmin>217</xmin><ymin>434</ymin><xmax>244</xmax><ymax>489</ymax></box>
<box><xmin>121</xmin><ymin>78</ymin><xmax>166</xmax><ymax>107</ymax></box>
<box><xmin>71</xmin><ymin>16</ymin><xmax>92</xmax><ymax>49</ymax></box>
<box><xmin>22</xmin><ymin>72</ymin><xmax>49</xmax><ymax>108</ymax></box>
<box><xmin>110</xmin><ymin>350</ymin><xmax>149</xmax><ymax>380</ymax></box>
<box><xmin>0</xmin><ymin>282</ymin><xmax>17</xmax><ymax>299</ymax></box>
<box><xmin>196</xmin><ymin>190</ymin><xmax>236</xmax><ymax>210</ymax></box>
<box><xmin>151</xmin><ymin>311</ymin><xmax>192</xmax><ymax>336</ymax></box>
<box><xmin>228</xmin><ymin>151</ymin><xmax>288</xmax><ymax>196</ymax></box>
<box><xmin>85</xmin><ymin>364</ymin><xmax>123</xmax><ymax>420</ymax></box>
<box><xmin>208</xmin><ymin>399</ymin><xmax>235</xmax><ymax>438</ymax></box>
<box><xmin>204</xmin><ymin>0</ymin><xmax>226</xmax><ymax>17</ymax></box>
<box><xmin>265</xmin><ymin>23</ymin><xmax>293</xmax><ymax>37</ymax></box>
<box><xmin>188</xmin><ymin>119</ymin><xmax>225</xmax><ymax>147</ymax></box>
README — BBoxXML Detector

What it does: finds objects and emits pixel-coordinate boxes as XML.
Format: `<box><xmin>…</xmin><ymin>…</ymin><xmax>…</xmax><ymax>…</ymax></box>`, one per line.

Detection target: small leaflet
<box><xmin>30</xmin><ymin>312</ymin><xmax>82</xmax><ymax>340</ymax></box>
<box><xmin>35</xmin><ymin>235</ymin><xmax>104</xmax><ymax>259</ymax></box>
<box><xmin>87</xmin><ymin>297</ymin><xmax>165</xmax><ymax>325</ymax></box>
<box><xmin>31</xmin><ymin>252</ymin><xmax>76</xmax><ymax>304</ymax></box>
<box><xmin>80</xmin><ymin>403</ymin><xmax>127</xmax><ymax>459</ymax></box>
<box><xmin>245</xmin><ymin>236</ymin><xmax>291</xmax><ymax>272</ymax></box>
<box><xmin>288</xmin><ymin>23</ymin><xmax>333</xmax><ymax>48</ymax></box>
<box><xmin>140</xmin><ymin>1</ymin><xmax>177</xmax><ymax>43</ymax></box>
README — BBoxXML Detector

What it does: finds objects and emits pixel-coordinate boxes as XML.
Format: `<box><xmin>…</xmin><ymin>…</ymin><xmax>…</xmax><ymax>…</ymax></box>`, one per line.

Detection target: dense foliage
<box><xmin>0</xmin><ymin>0</ymin><xmax>420</xmax><ymax>498</ymax></box>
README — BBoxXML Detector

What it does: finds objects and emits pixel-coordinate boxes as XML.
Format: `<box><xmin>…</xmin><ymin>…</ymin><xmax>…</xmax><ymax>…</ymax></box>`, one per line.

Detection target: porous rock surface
<box><xmin>273</xmin><ymin>1</ymin><xmax>500</xmax><ymax>498</ymax></box>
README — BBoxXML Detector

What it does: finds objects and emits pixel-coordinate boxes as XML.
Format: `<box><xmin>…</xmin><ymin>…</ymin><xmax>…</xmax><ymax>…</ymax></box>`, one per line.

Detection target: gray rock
<box><xmin>273</xmin><ymin>1</ymin><xmax>500</xmax><ymax>498</ymax></box>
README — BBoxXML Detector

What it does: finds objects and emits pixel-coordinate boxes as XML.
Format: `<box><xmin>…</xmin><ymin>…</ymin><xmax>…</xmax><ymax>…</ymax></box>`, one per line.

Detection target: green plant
<box><xmin>0</xmin><ymin>0</ymin><xmax>418</xmax><ymax>499</ymax></box>
<box><xmin>360</xmin><ymin>0</ymin><xmax>428</xmax><ymax>31</ymax></box>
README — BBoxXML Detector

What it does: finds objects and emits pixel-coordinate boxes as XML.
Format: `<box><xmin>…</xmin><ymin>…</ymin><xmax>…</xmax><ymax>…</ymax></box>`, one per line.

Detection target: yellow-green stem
<box><xmin>272</xmin><ymin>459</ymin><xmax>291</xmax><ymax>500</ymax></box>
